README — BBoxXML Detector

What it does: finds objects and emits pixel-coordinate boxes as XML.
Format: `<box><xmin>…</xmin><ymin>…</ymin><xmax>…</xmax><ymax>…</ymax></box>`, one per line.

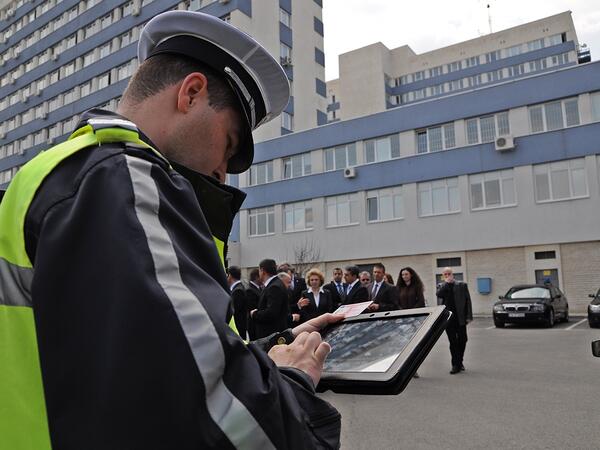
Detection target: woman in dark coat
<box><xmin>396</xmin><ymin>267</ymin><xmax>426</xmax><ymax>309</ymax></box>
<box><xmin>297</xmin><ymin>268</ymin><xmax>334</xmax><ymax>323</ymax></box>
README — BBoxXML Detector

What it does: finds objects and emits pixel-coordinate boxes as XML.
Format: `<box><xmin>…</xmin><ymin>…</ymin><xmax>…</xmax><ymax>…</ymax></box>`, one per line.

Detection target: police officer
<box><xmin>0</xmin><ymin>11</ymin><xmax>341</xmax><ymax>450</ymax></box>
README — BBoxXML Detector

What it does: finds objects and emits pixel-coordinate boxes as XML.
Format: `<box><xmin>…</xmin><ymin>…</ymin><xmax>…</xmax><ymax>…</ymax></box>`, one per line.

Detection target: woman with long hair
<box><xmin>396</xmin><ymin>267</ymin><xmax>426</xmax><ymax>309</ymax></box>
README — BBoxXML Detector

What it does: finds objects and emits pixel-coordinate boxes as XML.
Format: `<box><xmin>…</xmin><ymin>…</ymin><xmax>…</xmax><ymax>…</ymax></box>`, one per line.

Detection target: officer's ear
<box><xmin>176</xmin><ymin>72</ymin><xmax>209</xmax><ymax>113</ymax></box>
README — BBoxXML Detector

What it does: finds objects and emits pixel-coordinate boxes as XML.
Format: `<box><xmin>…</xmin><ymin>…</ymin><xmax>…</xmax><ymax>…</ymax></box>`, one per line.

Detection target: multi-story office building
<box><xmin>0</xmin><ymin>0</ymin><xmax>326</xmax><ymax>187</ymax></box>
<box><xmin>236</xmin><ymin>12</ymin><xmax>600</xmax><ymax>315</ymax></box>
<box><xmin>327</xmin><ymin>12</ymin><xmax>586</xmax><ymax>122</ymax></box>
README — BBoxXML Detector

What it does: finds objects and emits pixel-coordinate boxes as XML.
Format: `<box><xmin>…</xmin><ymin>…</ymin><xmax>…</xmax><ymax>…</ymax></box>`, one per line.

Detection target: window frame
<box><xmin>533</xmin><ymin>158</ymin><xmax>589</xmax><ymax>203</ymax></box>
<box><xmin>283</xmin><ymin>201</ymin><xmax>313</xmax><ymax>233</ymax></box>
<box><xmin>282</xmin><ymin>153</ymin><xmax>312</xmax><ymax>179</ymax></box>
<box><xmin>528</xmin><ymin>97</ymin><xmax>580</xmax><ymax>133</ymax></box>
<box><xmin>416</xmin><ymin>123</ymin><xmax>456</xmax><ymax>154</ymax></box>
<box><xmin>248</xmin><ymin>206</ymin><xmax>275</xmax><ymax>237</ymax></box>
<box><xmin>366</xmin><ymin>186</ymin><xmax>404</xmax><ymax>223</ymax></box>
<box><xmin>469</xmin><ymin>169</ymin><xmax>517</xmax><ymax>211</ymax></box>
<box><xmin>417</xmin><ymin>177</ymin><xmax>461</xmax><ymax>217</ymax></box>
<box><xmin>325</xmin><ymin>193</ymin><xmax>360</xmax><ymax>228</ymax></box>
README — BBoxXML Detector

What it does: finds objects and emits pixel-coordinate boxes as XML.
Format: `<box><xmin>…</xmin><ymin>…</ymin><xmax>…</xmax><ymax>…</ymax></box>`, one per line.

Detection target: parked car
<box><xmin>493</xmin><ymin>284</ymin><xmax>569</xmax><ymax>328</ymax></box>
<box><xmin>588</xmin><ymin>289</ymin><xmax>600</xmax><ymax>328</ymax></box>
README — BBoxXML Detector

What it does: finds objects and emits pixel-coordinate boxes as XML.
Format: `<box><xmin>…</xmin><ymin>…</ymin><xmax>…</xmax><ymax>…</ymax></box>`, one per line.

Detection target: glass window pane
<box><xmin>432</xmin><ymin>186</ymin><xmax>446</xmax><ymax>213</ymax></box>
<box><xmin>390</xmin><ymin>134</ymin><xmax>400</xmax><ymax>158</ymax></box>
<box><xmin>325</xmin><ymin>149</ymin><xmax>333</xmax><ymax>171</ymax></box>
<box><xmin>471</xmin><ymin>183</ymin><xmax>484</xmax><ymax>209</ymax></box>
<box><xmin>347</xmin><ymin>144</ymin><xmax>357</xmax><ymax>166</ymax></box>
<box><xmin>449</xmin><ymin>186</ymin><xmax>460</xmax><ymax>211</ymax></box>
<box><xmin>367</xmin><ymin>197</ymin><xmax>378</xmax><ymax>221</ymax></box>
<box><xmin>418</xmin><ymin>187</ymin><xmax>431</xmax><ymax>216</ymax></box>
<box><xmin>480</xmin><ymin>116</ymin><xmax>496</xmax><ymax>142</ymax></box>
<box><xmin>571</xmin><ymin>168</ymin><xmax>587</xmax><ymax>197</ymax></box>
<box><xmin>564</xmin><ymin>99</ymin><xmax>580</xmax><ymax>127</ymax></box>
<box><xmin>502</xmin><ymin>177</ymin><xmax>515</xmax><ymax>205</ymax></box>
<box><xmin>497</xmin><ymin>112</ymin><xmax>510</xmax><ymax>135</ymax></box>
<box><xmin>338</xmin><ymin>201</ymin><xmax>350</xmax><ymax>225</ymax></box>
<box><xmin>591</xmin><ymin>93</ymin><xmax>600</xmax><ymax>121</ymax></box>
<box><xmin>551</xmin><ymin>168</ymin><xmax>570</xmax><ymax>199</ymax></box>
<box><xmin>257</xmin><ymin>164</ymin><xmax>266</xmax><ymax>183</ymax></box>
<box><xmin>535</xmin><ymin>172</ymin><xmax>550</xmax><ymax>201</ymax></box>
<box><xmin>284</xmin><ymin>209</ymin><xmax>293</xmax><ymax>232</ymax></box>
<box><xmin>530</xmin><ymin>106</ymin><xmax>544</xmax><ymax>132</ymax></box>
<box><xmin>305</xmin><ymin>207</ymin><xmax>313</xmax><ymax>228</ymax></box>
<box><xmin>444</xmin><ymin>124</ymin><xmax>455</xmax><ymax>148</ymax></box>
<box><xmin>334</xmin><ymin>146</ymin><xmax>346</xmax><ymax>169</ymax></box>
<box><xmin>376</xmin><ymin>138</ymin><xmax>391</xmax><ymax>162</ymax></box>
<box><xmin>393</xmin><ymin>193</ymin><xmax>403</xmax><ymax>218</ymax></box>
<box><xmin>327</xmin><ymin>203</ymin><xmax>336</xmax><ymax>226</ymax></box>
<box><xmin>292</xmin><ymin>155</ymin><xmax>302</xmax><ymax>178</ymax></box>
<box><xmin>484</xmin><ymin>179</ymin><xmax>501</xmax><ymax>206</ymax></box>
<box><xmin>380</xmin><ymin>195</ymin><xmax>393</xmax><ymax>220</ymax></box>
<box><xmin>428</xmin><ymin>127</ymin><xmax>443</xmax><ymax>152</ymax></box>
<box><xmin>545</xmin><ymin>101</ymin><xmax>563</xmax><ymax>130</ymax></box>
<box><xmin>466</xmin><ymin>119</ymin><xmax>479</xmax><ymax>144</ymax></box>
<box><xmin>283</xmin><ymin>159</ymin><xmax>291</xmax><ymax>179</ymax></box>
<box><xmin>257</xmin><ymin>213</ymin><xmax>266</xmax><ymax>235</ymax></box>
<box><xmin>249</xmin><ymin>215</ymin><xmax>256</xmax><ymax>235</ymax></box>
<box><xmin>303</xmin><ymin>154</ymin><xmax>311</xmax><ymax>175</ymax></box>
<box><xmin>417</xmin><ymin>132</ymin><xmax>428</xmax><ymax>153</ymax></box>
<box><xmin>365</xmin><ymin>140</ymin><xmax>375</xmax><ymax>163</ymax></box>
<box><xmin>268</xmin><ymin>210</ymin><xmax>274</xmax><ymax>233</ymax></box>
<box><xmin>294</xmin><ymin>208</ymin><xmax>304</xmax><ymax>230</ymax></box>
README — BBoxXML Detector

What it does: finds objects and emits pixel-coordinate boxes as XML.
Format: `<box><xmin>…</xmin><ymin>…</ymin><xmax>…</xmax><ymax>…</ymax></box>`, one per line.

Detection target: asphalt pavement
<box><xmin>318</xmin><ymin>317</ymin><xmax>600</xmax><ymax>450</ymax></box>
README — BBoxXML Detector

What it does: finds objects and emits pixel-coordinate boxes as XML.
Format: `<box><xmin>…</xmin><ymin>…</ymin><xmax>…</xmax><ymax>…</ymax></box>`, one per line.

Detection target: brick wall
<box><xmin>560</xmin><ymin>241</ymin><xmax>600</xmax><ymax>313</ymax></box>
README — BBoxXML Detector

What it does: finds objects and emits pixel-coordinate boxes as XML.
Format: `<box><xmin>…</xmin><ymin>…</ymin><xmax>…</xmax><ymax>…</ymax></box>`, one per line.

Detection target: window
<box><xmin>100</xmin><ymin>13</ymin><xmax>112</xmax><ymax>30</ymax></box>
<box><xmin>283</xmin><ymin>201</ymin><xmax>312</xmax><ymax>232</ymax></box>
<box><xmin>488</xmin><ymin>69</ymin><xmax>504</xmax><ymax>82</ymax></box>
<box><xmin>465</xmin><ymin>56</ymin><xmax>479</xmax><ymax>67</ymax></box>
<box><xmin>325</xmin><ymin>193</ymin><xmax>359</xmax><ymax>227</ymax></box>
<box><xmin>324</xmin><ymin>143</ymin><xmax>357</xmax><ymax>171</ymax></box>
<box><xmin>413</xmin><ymin>71</ymin><xmax>424</xmax><ymax>81</ymax></box>
<box><xmin>280</xmin><ymin>43</ymin><xmax>292</xmax><ymax>61</ymax></box>
<box><xmin>64</xmin><ymin>61</ymin><xmax>76</xmax><ymax>77</ymax></box>
<box><xmin>80</xmin><ymin>80</ymin><xmax>92</xmax><ymax>97</ymax></box>
<box><xmin>283</xmin><ymin>153</ymin><xmax>311</xmax><ymax>179</ymax></box>
<box><xmin>248</xmin><ymin>161</ymin><xmax>273</xmax><ymax>186</ymax></box>
<box><xmin>485</xmin><ymin>50</ymin><xmax>500</xmax><ymax>63</ymax></box>
<box><xmin>529</xmin><ymin>58</ymin><xmax>547</xmax><ymax>72</ymax></box>
<box><xmin>534</xmin><ymin>158</ymin><xmax>587</xmax><ymax>202</ymax></box>
<box><xmin>98</xmin><ymin>72</ymin><xmax>110</xmax><ymax>89</ymax></box>
<box><xmin>279</xmin><ymin>8</ymin><xmax>291</xmax><ymax>27</ymax></box>
<box><xmin>429</xmin><ymin>66</ymin><xmax>443</xmax><ymax>78</ymax></box>
<box><xmin>449</xmin><ymin>79</ymin><xmax>463</xmax><ymax>91</ymax></box>
<box><xmin>416</xmin><ymin>123</ymin><xmax>455</xmax><ymax>153</ymax></box>
<box><xmin>99</xmin><ymin>42</ymin><xmax>111</xmax><ymax>59</ymax></box>
<box><xmin>466</xmin><ymin>111</ymin><xmax>510</xmax><ymax>144</ymax></box>
<box><xmin>547</xmin><ymin>34</ymin><xmax>564</xmax><ymax>46</ymax></box>
<box><xmin>248</xmin><ymin>207</ymin><xmax>275</xmax><ymax>236</ymax></box>
<box><xmin>507</xmin><ymin>44</ymin><xmax>521</xmax><ymax>57</ymax></box>
<box><xmin>591</xmin><ymin>92</ymin><xmax>600</xmax><ymax>122</ymax></box>
<box><xmin>63</xmin><ymin>87</ymin><xmax>78</xmax><ymax>105</ymax></box>
<box><xmin>365</xmin><ymin>134</ymin><xmax>400</xmax><ymax>163</ymax></box>
<box><xmin>529</xmin><ymin>98</ymin><xmax>579</xmax><ymax>133</ymax></box>
<box><xmin>535</xmin><ymin>251</ymin><xmax>556</xmax><ymax>260</ymax></box>
<box><xmin>83</xmin><ymin>51</ymin><xmax>95</xmax><ymax>67</ymax></box>
<box><xmin>418</xmin><ymin>178</ymin><xmax>460</xmax><ymax>216</ymax></box>
<box><xmin>281</xmin><ymin>111</ymin><xmax>293</xmax><ymax>130</ymax></box>
<box><xmin>551</xmin><ymin>53</ymin><xmax>570</xmax><ymax>66</ymax></box>
<box><xmin>436</xmin><ymin>257</ymin><xmax>461</xmax><ymax>268</ymax></box>
<box><xmin>366</xmin><ymin>187</ymin><xmax>403</xmax><ymax>222</ymax></box>
<box><xmin>508</xmin><ymin>64</ymin><xmax>525</xmax><ymax>77</ymax></box>
<box><xmin>470</xmin><ymin>170</ymin><xmax>515</xmax><ymax>210</ymax></box>
<box><xmin>528</xmin><ymin>39</ymin><xmax>544</xmax><ymax>52</ymax></box>
<box><xmin>447</xmin><ymin>61</ymin><xmax>461</xmax><ymax>72</ymax></box>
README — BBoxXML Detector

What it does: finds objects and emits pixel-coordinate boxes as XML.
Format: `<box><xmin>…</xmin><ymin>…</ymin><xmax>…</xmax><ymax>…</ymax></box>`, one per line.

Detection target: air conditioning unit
<box><xmin>280</xmin><ymin>56</ymin><xmax>293</xmax><ymax>67</ymax></box>
<box><xmin>6</xmin><ymin>8</ymin><xmax>15</xmax><ymax>18</ymax></box>
<box><xmin>343</xmin><ymin>167</ymin><xmax>356</xmax><ymax>178</ymax></box>
<box><xmin>495</xmin><ymin>135</ymin><xmax>515</xmax><ymax>151</ymax></box>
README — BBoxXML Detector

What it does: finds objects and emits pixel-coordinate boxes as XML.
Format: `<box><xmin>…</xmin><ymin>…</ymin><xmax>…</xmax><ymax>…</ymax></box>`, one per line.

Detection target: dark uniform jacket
<box><xmin>230</xmin><ymin>281</ymin><xmax>248</xmax><ymax>339</ymax></box>
<box><xmin>254</xmin><ymin>276</ymin><xmax>290</xmax><ymax>339</ymax></box>
<box><xmin>9</xmin><ymin>109</ymin><xmax>340</xmax><ymax>450</ymax></box>
<box><xmin>342</xmin><ymin>281</ymin><xmax>370</xmax><ymax>305</ymax></box>
<box><xmin>245</xmin><ymin>282</ymin><xmax>261</xmax><ymax>341</ymax></box>
<box><xmin>323</xmin><ymin>281</ymin><xmax>344</xmax><ymax>310</ymax></box>
<box><xmin>436</xmin><ymin>281</ymin><xmax>473</xmax><ymax>326</ymax></box>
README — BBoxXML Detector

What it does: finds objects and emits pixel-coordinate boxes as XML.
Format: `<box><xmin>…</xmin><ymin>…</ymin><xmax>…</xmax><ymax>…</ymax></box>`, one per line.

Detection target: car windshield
<box><xmin>506</xmin><ymin>287</ymin><xmax>550</xmax><ymax>299</ymax></box>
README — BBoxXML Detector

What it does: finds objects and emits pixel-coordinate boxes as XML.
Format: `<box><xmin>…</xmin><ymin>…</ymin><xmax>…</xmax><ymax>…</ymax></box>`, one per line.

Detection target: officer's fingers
<box><xmin>314</xmin><ymin>342</ymin><xmax>331</xmax><ymax>363</ymax></box>
<box><xmin>303</xmin><ymin>331</ymin><xmax>323</xmax><ymax>351</ymax></box>
<box><xmin>293</xmin><ymin>331</ymin><xmax>310</xmax><ymax>346</ymax></box>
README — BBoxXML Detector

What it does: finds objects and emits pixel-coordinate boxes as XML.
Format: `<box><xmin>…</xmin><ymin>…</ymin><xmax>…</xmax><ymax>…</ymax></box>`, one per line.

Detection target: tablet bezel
<box><xmin>320</xmin><ymin>306</ymin><xmax>447</xmax><ymax>383</ymax></box>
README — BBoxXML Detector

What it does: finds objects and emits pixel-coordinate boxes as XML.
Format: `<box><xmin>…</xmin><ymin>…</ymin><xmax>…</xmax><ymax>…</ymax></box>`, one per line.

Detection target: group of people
<box><xmin>228</xmin><ymin>262</ymin><xmax>473</xmax><ymax>375</ymax></box>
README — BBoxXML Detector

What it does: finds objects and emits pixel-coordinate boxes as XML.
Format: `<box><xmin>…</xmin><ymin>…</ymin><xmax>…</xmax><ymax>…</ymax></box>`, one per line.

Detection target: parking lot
<box><xmin>319</xmin><ymin>317</ymin><xmax>600</xmax><ymax>450</ymax></box>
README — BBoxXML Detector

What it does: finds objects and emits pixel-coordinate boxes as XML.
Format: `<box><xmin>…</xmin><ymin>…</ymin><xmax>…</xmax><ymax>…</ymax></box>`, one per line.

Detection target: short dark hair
<box><xmin>259</xmin><ymin>259</ymin><xmax>277</xmax><ymax>276</ymax></box>
<box><xmin>123</xmin><ymin>54</ymin><xmax>238</xmax><ymax>112</ymax></box>
<box><xmin>227</xmin><ymin>265</ymin><xmax>241</xmax><ymax>280</ymax></box>
<box><xmin>333</xmin><ymin>267</ymin><xmax>342</xmax><ymax>272</ymax></box>
<box><xmin>344</xmin><ymin>265</ymin><xmax>360</xmax><ymax>277</ymax></box>
<box><xmin>249</xmin><ymin>268</ymin><xmax>260</xmax><ymax>283</ymax></box>
<box><xmin>373</xmin><ymin>263</ymin><xmax>386</xmax><ymax>272</ymax></box>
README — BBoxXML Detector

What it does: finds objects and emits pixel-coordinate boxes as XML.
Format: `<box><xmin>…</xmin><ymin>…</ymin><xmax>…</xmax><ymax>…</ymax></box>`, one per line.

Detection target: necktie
<box><xmin>372</xmin><ymin>283</ymin><xmax>379</xmax><ymax>298</ymax></box>
<box><xmin>337</xmin><ymin>283</ymin><xmax>343</xmax><ymax>295</ymax></box>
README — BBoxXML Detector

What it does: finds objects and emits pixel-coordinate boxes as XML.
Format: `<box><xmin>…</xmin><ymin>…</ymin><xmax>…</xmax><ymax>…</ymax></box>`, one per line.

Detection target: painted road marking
<box><xmin>565</xmin><ymin>318</ymin><xmax>587</xmax><ymax>330</ymax></box>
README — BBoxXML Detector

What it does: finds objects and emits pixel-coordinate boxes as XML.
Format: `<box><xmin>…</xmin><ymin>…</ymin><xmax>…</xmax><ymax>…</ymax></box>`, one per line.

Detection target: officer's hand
<box><xmin>292</xmin><ymin>313</ymin><xmax>344</xmax><ymax>337</ymax></box>
<box><xmin>268</xmin><ymin>331</ymin><xmax>331</xmax><ymax>386</ymax></box>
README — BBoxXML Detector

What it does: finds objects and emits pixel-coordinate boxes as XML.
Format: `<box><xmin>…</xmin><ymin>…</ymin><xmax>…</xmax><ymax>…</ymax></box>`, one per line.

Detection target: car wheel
<box><xmin>494</xmin><ymin>319</ymin><xmax>505</xmax><ymax>328</ymax></box>
<box><xmin>546</xmin><ymin>309</ymin><xmax>555</xmax><ymax>328</ymax></box>
<box><xmin>563</xmin><ymin>307</ymin><xmax>569</xmax><ymax>323</ymax></box>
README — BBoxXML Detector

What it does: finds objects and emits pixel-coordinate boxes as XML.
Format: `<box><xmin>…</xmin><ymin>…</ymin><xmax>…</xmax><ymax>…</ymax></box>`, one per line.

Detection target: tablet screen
<box><xmin>322</xmin><ymin>315</ymin><xmax>428</xmax><ymax>373</ymax></box>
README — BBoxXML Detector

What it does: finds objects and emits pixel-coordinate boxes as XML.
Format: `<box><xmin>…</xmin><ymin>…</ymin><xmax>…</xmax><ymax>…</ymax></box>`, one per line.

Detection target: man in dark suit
<box><xmin>245</xmin><ymin>268</ymin><xmax>261</xmax><ymax>341</ymax></box>
<box><xmin>278</xmin><ymin>262</ymin><xmax>307</xmax><ymax>305</ymax></box>
<box><xmin>251</xmin><ymin>259</ymin><xmax>290</xmax><ymax>339</ymax></box>
<box><xmin>323</xmin><ymin>267</ymin><xmax>344</xmax><ymax>309</ymax></box>
<box><xmin>436</xmin><ymin>267</ymin><xmax>473</xmax><ymax>374</ymax></box>
<box><xmin>341</xmin><ymin>265</ymin><xmax>369</xmax><ymax>305</ymax></box>
<box><xmin>366</xmin><ymin>263</ymin><xmax>399</xmax><ymax>312</ymax></box>
<box><xmin>227</xmin><ymin>265</ymin><xmax>247</xmax><ymax>340</ymax></box>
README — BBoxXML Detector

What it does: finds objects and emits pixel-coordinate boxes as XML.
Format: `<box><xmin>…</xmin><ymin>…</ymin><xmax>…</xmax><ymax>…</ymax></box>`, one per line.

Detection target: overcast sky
<box><xmin>322</xmin><ymin>0</ymin><xmax>600</xmax><ymax>81</ymax></box>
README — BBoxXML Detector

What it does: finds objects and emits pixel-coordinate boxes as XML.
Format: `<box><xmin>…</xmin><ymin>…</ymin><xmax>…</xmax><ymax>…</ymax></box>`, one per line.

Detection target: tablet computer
<box><xmin>316</xmin><ymin>306</ymin><xmax>450</xmax><ymax>395</ymax></box>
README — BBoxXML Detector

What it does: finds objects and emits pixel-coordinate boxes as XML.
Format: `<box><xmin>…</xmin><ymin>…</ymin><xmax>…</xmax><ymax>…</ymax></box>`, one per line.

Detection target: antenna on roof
<box><xmin>487</xmin><ymin>3</ymin><xmax>493</xmax><ymax>33</ymax></box>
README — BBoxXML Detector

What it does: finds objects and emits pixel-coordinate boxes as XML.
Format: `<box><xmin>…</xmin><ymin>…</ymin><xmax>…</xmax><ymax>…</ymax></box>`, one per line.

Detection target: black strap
<box><xmin>0</xmin><ymin>188</ymin><xmax>5</xmax><ymax>203</ymax></box>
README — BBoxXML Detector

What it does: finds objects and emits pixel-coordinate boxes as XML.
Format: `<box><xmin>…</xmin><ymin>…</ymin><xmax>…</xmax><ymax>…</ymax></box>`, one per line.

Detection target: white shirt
<box><xmin>371</xmin><ymin>281</ymin><xmax>382</xmax><ymax>298</ymax></box>
<box><xmin>346</xmin><ymin>279</ymin><xmax>359</xmax><ymax>293</ymax></box>
<box><xmin>310</xmin><ymin>288</ymin><xmax>325</xmax><ymax>308</ymax></box>
<box><xmin>230</xmin><ymin>280</ymin><xmax>242</xmax><ymax>292</ymax></box>
<box><xmin>264</xmin><ymin>275</ymin><xmax>278</xmax><ymax>287</ymax></box>
<box><xmin>250</xmin><ymin>281</ymin><xmax>261</xmax><ymax>290</ymax></box>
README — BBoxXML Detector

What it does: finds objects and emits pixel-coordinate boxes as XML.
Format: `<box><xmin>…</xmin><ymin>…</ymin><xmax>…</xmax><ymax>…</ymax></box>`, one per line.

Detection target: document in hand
<box><xmin>332</xmin><ymin>301</ymin><xmax>373</xmax><ymax>318</ymax></box>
